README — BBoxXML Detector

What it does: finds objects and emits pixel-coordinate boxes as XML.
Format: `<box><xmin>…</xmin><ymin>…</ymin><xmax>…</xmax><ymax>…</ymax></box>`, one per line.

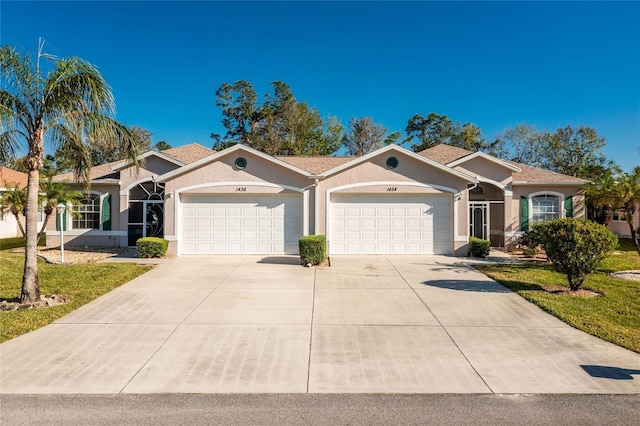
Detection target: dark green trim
<box><xmin>56</xmin><ymin>210</ymin><xmax>67</xmax><ymax>231</ymax></box>
<box><xmin>564</xmin><ymin>196</ymin><xmax>573</xmax><ymax>218</ymax></box>
<box><xmin>520</xmin><ymin>196</ymin><xmax>529</xmax><ymax>232</ymax></box>
<box><xmin>102</xmin><ymin>195</ymin><xmax>112</xmax><ymax>231</ymax></box>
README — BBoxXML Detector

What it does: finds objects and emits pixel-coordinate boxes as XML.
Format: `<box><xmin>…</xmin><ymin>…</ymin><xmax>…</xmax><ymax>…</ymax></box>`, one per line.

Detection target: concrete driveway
<box><xmin>1</xmin><ymin>255</ymin><xmax>639</xmax><ymax>394</ymax></box>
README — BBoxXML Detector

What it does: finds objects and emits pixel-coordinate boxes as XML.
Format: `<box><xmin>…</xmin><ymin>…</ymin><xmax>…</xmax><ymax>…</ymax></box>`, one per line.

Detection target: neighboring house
<box><xmin>47</xmin><ymin>143</ymin><xmax>588</xmax><ymax>256</ymax></box>
<box><xmin>0</xmin><ymin>167</ymin><xmax>29</xmax><ymax>239</ymax></box>
<box><xmin>607</xmin><ymin>206</ymin><xmax>640</xmax><ymax>238</ymax></box>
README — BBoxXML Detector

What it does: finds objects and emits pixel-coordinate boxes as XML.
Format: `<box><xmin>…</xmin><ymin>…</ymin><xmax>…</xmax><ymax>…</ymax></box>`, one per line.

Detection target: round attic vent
<box><xmin>235</xmin><ymin>157</ymin><xmax>247</xmax><ymax>170</ymax></box>
<box><xmin>386</xmin><ymin>156</ymin><xmax>399</xmax><ymax>169</ymax></box>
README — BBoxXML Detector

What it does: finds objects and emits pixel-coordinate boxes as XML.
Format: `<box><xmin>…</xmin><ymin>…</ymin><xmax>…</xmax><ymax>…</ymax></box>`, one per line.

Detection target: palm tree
<box><xmin>154</xmin><ymin>140</ymin><xmax>172</xmax><ymax>151</ymax></box>
<box><xmin>616</xmin><ymin>166</ymin><xmax>640</xmax><ymax>256</ymax></box>
<box><xmin>0</xmin><ymin>178</ymin><xmax>82</xmax><ymax>242</ymax></box>
<box><xmin>0</xmin><ymin>42</ymin><xmax>141</xmax><ymax>303</ymax></box>
<box><xmin>38</xmin><ymin>177</ymin><xmax>83</xmax><ymax>242</ymax></box>
<box><xmin>0</xmin><ymin>184</ymin><xmax>27</xmax><ymax>237</ymax></box>
<box><xmin>582</xmin><ymin>168</ymin><xmax>619</xmax><ymax>225</ymax></box>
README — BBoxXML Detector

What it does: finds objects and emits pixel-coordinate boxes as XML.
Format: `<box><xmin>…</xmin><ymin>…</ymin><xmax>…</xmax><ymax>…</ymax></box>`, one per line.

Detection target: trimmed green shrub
<box><xmin>299</xmin><ymin>235</ymin><xmax>327</xmax><ymax>265</ymax></box>
<box><xmin>469</xmin><ymin>237</ymin><xmax>490</xmax><ymax>258</ymax></box>
<box><xmin>522</xmin><ymin>247</ymin><xmax>538</xmax><ymax>258</ymax></box>
<box><xmin>527</xmin><ymin>218</ymin><xmax>618</xmax><ymax>291</ymax></box>
<box><xmin>136</xmin><ymin>237</ymin><xmax>169</xmax><ymax>258</ymax></box>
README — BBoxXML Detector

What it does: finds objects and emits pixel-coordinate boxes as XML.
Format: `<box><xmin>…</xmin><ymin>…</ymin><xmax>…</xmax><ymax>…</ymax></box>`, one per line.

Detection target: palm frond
<box><xmin>43</xmin><ymin>56</ymin><xmax>115</xmax><ymax>119</ymax></box>
<box><xmin>48</xmin><ymin>122</ymin><xmax>92</xmax><ymax>184</ymax></box>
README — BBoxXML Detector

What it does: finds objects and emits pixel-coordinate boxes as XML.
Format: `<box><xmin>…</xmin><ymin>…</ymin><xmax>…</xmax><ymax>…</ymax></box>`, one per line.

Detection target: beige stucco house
<box><xmin>48</xmin><ymin>143</ymin><xmax>590</xmax><ymax>256</ymax></box>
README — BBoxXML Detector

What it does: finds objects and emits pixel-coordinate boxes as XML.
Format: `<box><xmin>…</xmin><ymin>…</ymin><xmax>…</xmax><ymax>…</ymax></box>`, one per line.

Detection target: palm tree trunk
<box><xmin>11</xmin><ymin>212</ymin><xmax>26</xmax><ymax>239</ymax></box>
<box><xmin>37</xmin><ymin>212</ymin><xmax>52</xmax><ymax>243</ymax></box>
<box><xmin>20</xmin><ymin>153</ymin><xmax>42</xmax><ymax>303</ymax></box>
<box><xmin>628</xmin><ymin>219</ymin><xmax>640</xmax><ymax>256</ymax></box>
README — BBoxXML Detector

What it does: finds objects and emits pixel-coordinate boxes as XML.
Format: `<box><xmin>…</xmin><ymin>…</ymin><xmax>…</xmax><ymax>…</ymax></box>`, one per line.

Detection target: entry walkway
<box><xmin>1</xmin><ymin>255</ymin><xmax>639</xmax><ymax>394</ymax></box>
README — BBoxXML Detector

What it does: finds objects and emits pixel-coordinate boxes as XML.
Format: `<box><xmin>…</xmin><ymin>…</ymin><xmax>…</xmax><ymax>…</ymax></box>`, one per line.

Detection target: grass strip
<box><xmin>0</xmin><ymin>251</ymin><xmax>151</xmax><ymax>343</ymax></box>
<box><xmin>476</xmin><ymin>239</ymin><xmax>640</xmax><ymax>353</ymax></box>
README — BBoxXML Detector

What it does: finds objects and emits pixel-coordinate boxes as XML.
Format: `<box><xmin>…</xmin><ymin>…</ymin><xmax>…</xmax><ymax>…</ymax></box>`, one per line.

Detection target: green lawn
<box><xmin>0</xmin><ymin>251</ymin><xmax>152</xmax><ymax>343</ymax></box>
<box><xmin>477</xmin><ymin>239</ymin><xmax>640</xmax><ymax>353</ymax></box>
<box><xmin>0</xmin><ymin>236</ymin><xmax>46</xmax><ymax>250</ymax></box>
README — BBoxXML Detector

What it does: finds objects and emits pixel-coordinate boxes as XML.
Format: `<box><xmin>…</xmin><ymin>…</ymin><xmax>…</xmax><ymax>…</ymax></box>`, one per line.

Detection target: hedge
<box><xmin>136</xmin><ymin>237</ymin><xmax>169</xmax><ymax>258</ymax></box>
<box><xmin>469</xmin><ymin>236</ymin><xmax>490</xmax><ymax>258</ymax></box>
<box><xmin>299</xmin><ymin>235</ymin><xmax>327</xmax><ymax>265</ymax></box>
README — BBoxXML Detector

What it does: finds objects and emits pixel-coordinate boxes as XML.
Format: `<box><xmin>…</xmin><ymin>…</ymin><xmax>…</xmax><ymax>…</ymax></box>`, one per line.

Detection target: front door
<box><xmin>128</xmin><ymin>201</ymin><xmax>165</xmax><ymax>246</ymax></box>
<box><xmin>469</xmin><ymin>202</ymin><xmax>489</xmax><ymax>241</ymax></box>
<box><xmin>128</xmin><ymin>181</ymin><xmax>165</xmax><ymax>246</ymax></box>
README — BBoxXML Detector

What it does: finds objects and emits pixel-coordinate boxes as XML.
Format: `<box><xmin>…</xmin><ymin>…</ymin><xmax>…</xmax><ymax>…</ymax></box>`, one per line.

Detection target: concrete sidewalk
<box><xmin>1</xmin><ymin>255</ymin><xmax>639</xmax><ymax>394</ymax></box>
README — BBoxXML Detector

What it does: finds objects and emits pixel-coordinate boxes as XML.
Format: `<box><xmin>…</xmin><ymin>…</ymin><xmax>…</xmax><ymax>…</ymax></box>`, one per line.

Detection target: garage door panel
<box><xmin>331</xmin><ymin>195</ymin><xmax>452</xmax><ymax>255</ymax></box>
<box><xmin>181</xmin><ymin>194</ymin><xmax>302</xmax><ymax>254</ymax></box>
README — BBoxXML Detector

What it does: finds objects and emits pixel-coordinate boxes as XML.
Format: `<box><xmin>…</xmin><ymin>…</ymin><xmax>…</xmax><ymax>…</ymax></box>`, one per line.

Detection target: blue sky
<box><xmin>2</xmin><ymin>1</ymin><xmax>639</xmax><ymax>171</ymax></box>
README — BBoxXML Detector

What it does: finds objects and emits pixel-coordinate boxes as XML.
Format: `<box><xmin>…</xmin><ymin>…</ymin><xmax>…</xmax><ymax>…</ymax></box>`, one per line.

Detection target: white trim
<box><xmin>318</xmin><ymin>144</ymin><xmax>477</xmax><ymax>183</ymax></box>
<box><xmin>47</xmin><ymin>230</ymin><xmax>127</xmax><ymax>237</ymax></box>
<box><xmin>174</xmin><ymin>181</ymin><xmax>306</xmax><ymax>256</ymax></box>
<box><xmin>314</xmin><ymin>179</ymin><xmax>320</xmax><ymax>235</ymax></box>
<box><xmin>303</xmin><ymin>190</ymin><xmax>309</xmax><ymax>236</ymax></box>
<box><xmin>325</xmin><ymin>181</ymin><xmax>461</xmax><ymax>254</ymax></box>
<box><xmin>475</xmin><ymin>177</ymin><xmax>513</xmax><ymax>196</ymax></box>
<box><xmin>120</xmin><ymin>177</ymin><xmax>159</xmax><ymax>196</ymax></box>
<box><xmin>447</xmin><ymin>151</ymin><xmax>522</xmax><ymax>172</ymax></box>
<box><xmin>111</xmin><ymin>151</ymin><xmax>185</xmax><ymax>171</ymax></box>
<box><xmin>505</xmin><ymin>231</ymin><xmax>524</xmax><ymax>237</ymax></box>
<box><xmin>513</xmin><ymin>181</ymin><xmax>586</xmax><ymax>186</ymax></box>
<box><xmin>157</xmin><ymin>144</ymin><xmax>311</xmax><ymax>182</ymax></box>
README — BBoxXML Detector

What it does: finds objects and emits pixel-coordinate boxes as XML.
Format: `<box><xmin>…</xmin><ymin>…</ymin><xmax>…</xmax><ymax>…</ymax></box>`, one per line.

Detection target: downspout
<box><xmin>314</xmin><ymin>179</ymin><xmax>320</xmax><ymax>235</ymax></box>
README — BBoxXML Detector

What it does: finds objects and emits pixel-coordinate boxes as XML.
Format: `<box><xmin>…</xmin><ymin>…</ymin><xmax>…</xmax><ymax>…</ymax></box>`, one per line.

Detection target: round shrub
<box><xmin>136</xmin><ymin>237</ymin><xmax>169</xmax><ymax>258</ymax></box>
<box><xmin>528</xmin><ymin>219</ymin><xmax>618</xmax><ymax>291</ymax></box>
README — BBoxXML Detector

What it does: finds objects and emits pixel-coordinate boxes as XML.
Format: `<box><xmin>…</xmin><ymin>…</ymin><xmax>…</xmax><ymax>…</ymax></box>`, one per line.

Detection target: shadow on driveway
<box><xmin>420</xmin><ymin>279</ymin><xmax>512</xmax><ymax>293</ymax></box>
<box><xmin>581</xmin><ymin>365</ymin><xmax>640</xmax><ymax>380</ymax></box>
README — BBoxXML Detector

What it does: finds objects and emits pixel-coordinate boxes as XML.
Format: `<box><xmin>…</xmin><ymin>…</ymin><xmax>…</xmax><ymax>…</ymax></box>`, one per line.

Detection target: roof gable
<box><xmin>319</xmin><ymin>144</ymin><xmax>477</xmax><ymax>182</ymax></box>
<box><xmin>111</xmin><ymin>151</ymin><xmax>185</xmax><ymax>172</ymax></box>
<box><xmin>421</xmin><ymin>144</ymin><xmax>588</xmax><ymax>185</ymax></box>
<box><xmin>447</xmin><ymin>151</ymin><xmax>521</xmax><ymax>172</ymax></box>
<box><xmin>157</xmin><ymin>144</ymin><xmax>312</xmax><ymax>182</ymax></box>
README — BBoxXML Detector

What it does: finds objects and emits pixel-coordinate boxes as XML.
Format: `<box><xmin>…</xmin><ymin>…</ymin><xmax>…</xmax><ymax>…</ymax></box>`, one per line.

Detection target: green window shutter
<box><xmin>56</xmin><ymin>210</ymin><xmax>67</xmax><ymax>231</ymax></box>
<box><xmin>564</xmin><ymin>196</ymin><xmax>573</xmax><ymax>218</ymax></box>
<box><xmin>102</xmin><ymin>195</ymin><xmax>112</xmax><ymax>231</ymax></box>
<box><xmin>520</xmin><ymin>196</ymin><xmax>529</xmax><ymax>232</ymax></box>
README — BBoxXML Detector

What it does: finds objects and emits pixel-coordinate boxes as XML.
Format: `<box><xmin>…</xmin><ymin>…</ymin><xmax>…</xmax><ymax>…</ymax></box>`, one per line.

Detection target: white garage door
<box><xmin>180</xmin><ymin>194</ymin><xmax>302</xmax><ymax>254</ymax></box>
<box><xmin>330</xmin><ymin>194</ymin><xmax>452</xmax><ymax>254</ymax></box>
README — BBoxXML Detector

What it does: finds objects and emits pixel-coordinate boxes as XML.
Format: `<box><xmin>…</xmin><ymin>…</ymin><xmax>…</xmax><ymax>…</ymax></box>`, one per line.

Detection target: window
<box><xmin>72</xmin><ymin>195</ymin><xmax>100</xmax><ymax>229</ymax></box>
<box><xmin>612</xmin><ymin>209</ymin><xmax>627</xmax><ymax>222</ymax></box>
<box><xmin>532</xmin><ymin>195</ymin><xmax>560</xmax><ymax>223</ymax></box>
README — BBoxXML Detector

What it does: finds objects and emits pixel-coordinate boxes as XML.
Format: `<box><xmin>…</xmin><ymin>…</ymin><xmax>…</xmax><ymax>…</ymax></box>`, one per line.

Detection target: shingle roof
<box><xmin>419</xmin><ymin>144</ymin><xmax>588</xmax><ymax>185</ymax></box>
<box><xmin>418</xmin><ymin>144</ymin><xmax>473</xmax><ymax>165</ymax></box>
<box><xmin>0</xmin><ymin>167</ymin><xmax>29</xmax><ymax>187</ymax></box>
<box><xmin>276</xmin><ymin>156</ymin><xmax>354</xmax><ymax>174</ymax></box>
<box><xmin>161</xmin><ymin>143</ymin><xmax>215</xmax><ymax>164</ymax></box>
<box><xmin>508</xmin><ymin>162</ymin><xmax>588</xmax><ymax>185</ymax></box>
<box><xmin>53</xmin><ymin>161</ymin><xmax>120</xmax><ymax>183</ymax></box>
<box><xmin>53</xmin><ymin>143</ymin><xmax>216</xmax><ymax>182</ymax></box>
